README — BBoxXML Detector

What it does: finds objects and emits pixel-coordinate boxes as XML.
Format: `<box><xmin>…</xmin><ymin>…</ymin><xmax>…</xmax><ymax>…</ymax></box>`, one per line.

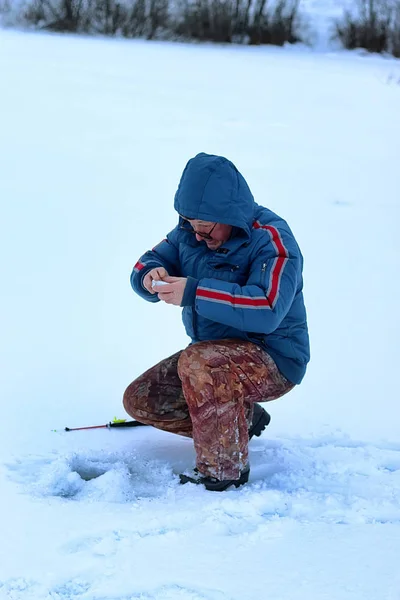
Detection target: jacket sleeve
<box><xmin>130</xmin><ymin>226</ymin><xmax>181</xmax><ymax>303</ymax></box>
<box><xmin>193</xmin><ymin>226</ymin><xmax>300</xmax><ymax>334</ymax></box>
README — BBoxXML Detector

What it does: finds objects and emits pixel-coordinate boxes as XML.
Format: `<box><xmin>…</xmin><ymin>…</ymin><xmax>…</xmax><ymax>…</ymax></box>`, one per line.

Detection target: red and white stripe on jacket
<box><xmin>254</xmin><ymin>221</ymin><xmax>289</xmax><ymax>309</ymax></box>
<box><xmin>133</xmin><ymin>261</ymin><xmax>146</xmax><ymax>272</ymax></box>
<box><xmin>196</xmin><ymin>221</ymin><xmax>289</xmax><ymax>310</ymax></box>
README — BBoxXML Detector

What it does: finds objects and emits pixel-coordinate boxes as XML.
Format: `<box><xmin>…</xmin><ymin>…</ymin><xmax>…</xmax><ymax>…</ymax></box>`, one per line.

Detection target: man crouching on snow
<box><xmin>123</xmin><ymin>153</ymin><xmax>310</xmax><ymax>491</ymax></box>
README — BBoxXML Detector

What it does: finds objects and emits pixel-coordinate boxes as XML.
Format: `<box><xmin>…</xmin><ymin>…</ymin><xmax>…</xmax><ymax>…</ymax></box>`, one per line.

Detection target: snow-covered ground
<box><xmin>1</xmin><ymin>29</ymin><xmax>400</xmax><ymax>600</ymax></box>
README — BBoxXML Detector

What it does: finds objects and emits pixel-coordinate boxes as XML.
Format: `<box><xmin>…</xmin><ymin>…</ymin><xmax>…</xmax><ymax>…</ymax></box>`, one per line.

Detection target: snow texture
<box><xmin>0</xmin><ymin>28</ymin><xmax>400</xmax><ymax>600</ymax></box>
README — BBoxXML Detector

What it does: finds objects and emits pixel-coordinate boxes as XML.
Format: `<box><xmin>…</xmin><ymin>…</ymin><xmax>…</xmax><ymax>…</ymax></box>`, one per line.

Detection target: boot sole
<box><xmin>203</xmin><ymin>468</ymin><xmax>250</xmax><ymax>492</ymax></box>
<box><xmin>180</xmin><ymin>468</ymin><xmax>250</xmax><ymax>491</ymax></box>
<box><xmin>249</xmin><ymin>407</ymin><xmax>271</xmax><ymax>439</ymax></box>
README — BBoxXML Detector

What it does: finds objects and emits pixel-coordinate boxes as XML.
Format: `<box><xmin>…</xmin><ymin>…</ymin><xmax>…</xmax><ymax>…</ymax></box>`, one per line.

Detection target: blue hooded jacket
<box><xmin>131</xmin><ymin>153</ymin><xmax>310</xmax><ymax>384</ymax></box>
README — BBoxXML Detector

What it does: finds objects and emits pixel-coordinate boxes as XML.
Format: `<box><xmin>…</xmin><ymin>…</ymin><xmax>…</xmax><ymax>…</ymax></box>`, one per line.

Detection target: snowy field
<box><xmin>1</xmin><ymin>29</ymin><xmax>400</xmax><ymax>600</ymax></box>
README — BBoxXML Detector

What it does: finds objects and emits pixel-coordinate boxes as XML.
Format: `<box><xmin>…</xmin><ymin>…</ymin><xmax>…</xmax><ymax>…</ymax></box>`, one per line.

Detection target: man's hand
<box><xmin>143</xmin><ymin>267</ymin><xmax>169</xmax><ymax>294</ymax></box>
<box><xmin>156</xmin><ymin>276</ymin><xmax>187</xmax><ymax>306</ymax></box>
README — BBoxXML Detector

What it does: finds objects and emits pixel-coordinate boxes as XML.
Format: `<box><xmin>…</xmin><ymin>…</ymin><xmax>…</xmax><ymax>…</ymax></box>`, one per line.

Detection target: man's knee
<box><xmin>122</xmin><ymin>381</ymin><xmax>142</xmax><ymax>418</ymax></box>
<box><xmin>177</xmin><ymin>341</ymin><xmax>228</xmax><ymax>378</ymax></box>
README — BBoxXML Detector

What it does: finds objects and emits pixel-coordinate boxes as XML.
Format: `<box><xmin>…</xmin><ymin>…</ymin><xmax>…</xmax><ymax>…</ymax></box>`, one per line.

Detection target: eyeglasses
<box><xmin>180</xmin><ymin>219</ymin><xmax>218</xmax><ymax>240</ymax></box>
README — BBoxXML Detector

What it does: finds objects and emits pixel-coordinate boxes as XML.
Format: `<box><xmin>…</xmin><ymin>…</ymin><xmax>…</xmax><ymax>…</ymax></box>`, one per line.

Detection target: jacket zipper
<box><xmin>261</xmin><ymin>263</ymin><xmax>267</xmax><ymax>287</ymax></box>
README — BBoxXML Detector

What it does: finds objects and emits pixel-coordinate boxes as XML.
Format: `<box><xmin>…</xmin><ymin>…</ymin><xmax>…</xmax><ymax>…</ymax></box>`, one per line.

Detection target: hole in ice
<box><xmin>69</xmin><ymin>457</ymin><xmax>108</xmax><ymax>481</ymax></box>
<box><xmin>20</xmin><ymin>450</ymin><xmax>177</xmax><ymax>502</ymax></box>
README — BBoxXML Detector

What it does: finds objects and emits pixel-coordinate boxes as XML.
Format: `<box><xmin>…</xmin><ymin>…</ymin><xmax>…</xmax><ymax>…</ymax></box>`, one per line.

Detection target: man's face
<box><xmin>186</xmin><ymin>219</ymin><xmax>233</xmax><ymax>251</ymax></box>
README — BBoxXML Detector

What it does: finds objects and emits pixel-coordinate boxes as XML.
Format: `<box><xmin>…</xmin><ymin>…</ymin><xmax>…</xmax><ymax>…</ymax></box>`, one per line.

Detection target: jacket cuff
<box><xmin>140</xmin><ymin>268</ymin><xmax>153</xmax><ymax>290</ymax></box>
<box><xmin>181</xmin><ymin>276</ymin><xmax>199</xmax><ymax>306</ymax></box>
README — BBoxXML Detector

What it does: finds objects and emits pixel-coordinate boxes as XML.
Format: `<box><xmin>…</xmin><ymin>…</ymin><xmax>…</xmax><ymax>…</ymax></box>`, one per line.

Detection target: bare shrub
<box><xmin>121</xmin><ymin>0</ymin><xmax>147</xmax><ymax>36</ymax></box>
<box><xmin>18</xmin><ymin>0</ymin><xmax>169</xmax><ymax>36</ymax></box>
<box><xmin>173</xmin><ymin>0</ymin><xmax>302</xmax><ymax>44</ymax></box>
<box><xmin>173</xmin><ymin>0</ymin><xmax>235</xmax><ymax>42</ymax></box>
<box><xmin>335</xmin><ymin>0</ymin><xmax>400</xmax><ymax>57</ymax></box>
<box><xmin>24</xmin><ymin>0</ymin><xmax>91</xmax><ymax>31</ymax></box>
<box><xmin>247</xmin><ymin>0</ymin><xmax>301</xmax><ymax>45</ymax></box>
<box><xmin>91</xmin><ymin>0</ymin><xmax>129</xmax><ymax>35</ymax></box>
<box><xmin>148</xmin><ymin>0</ymin><xmax>168</xmax><ymax>38</ymax></box>
<box><xmin>0</xmin><ymin>0</ymin><xmax>11</xmax><ymax>21</ymax></box>
<box><xmin>391</xmin><ymin>2</ymin><xmax>400</xmax><ymax>56</ymax></box>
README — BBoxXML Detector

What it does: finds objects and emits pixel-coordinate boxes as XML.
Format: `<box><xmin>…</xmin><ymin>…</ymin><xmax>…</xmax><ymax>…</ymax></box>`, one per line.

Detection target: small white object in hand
<box><xmin>152</xmin><ymin>280</ymin><xmax>169</xmax><ymax>288</ymax></box>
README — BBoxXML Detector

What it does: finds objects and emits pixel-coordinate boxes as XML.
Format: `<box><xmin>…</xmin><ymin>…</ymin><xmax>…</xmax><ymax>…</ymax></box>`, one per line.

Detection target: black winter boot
<box><xmin>249</xmin><ymin>403</ymin><xmax>271</xmax><ymax>439</ymax></box>
<box><xmin>179</xmin><ymin>466</ymin><xmax>250</xmax><ymax>491</ymax></box>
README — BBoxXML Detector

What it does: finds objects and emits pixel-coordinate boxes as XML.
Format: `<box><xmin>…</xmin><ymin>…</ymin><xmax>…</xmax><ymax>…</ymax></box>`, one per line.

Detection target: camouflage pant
<box><xmin>123</xmin><ymin>340</ymin><xmax>294</xmax><ymax>480</ymax></box>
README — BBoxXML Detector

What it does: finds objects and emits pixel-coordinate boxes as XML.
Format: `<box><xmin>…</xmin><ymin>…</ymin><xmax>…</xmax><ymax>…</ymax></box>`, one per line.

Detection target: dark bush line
<box><xmin>2</xmin><ymin>0</ymin><xmax>304</xmax><ymax>46</ymax></box>
<box><xmin>2</xmin><ymin>0</ymin><xmax>400</xmax><ymax>57</ymax></box>
<box><xmin>334</xmin><ymin>0</ymin><xmax>400</xmax><ymax>58</ymax></box>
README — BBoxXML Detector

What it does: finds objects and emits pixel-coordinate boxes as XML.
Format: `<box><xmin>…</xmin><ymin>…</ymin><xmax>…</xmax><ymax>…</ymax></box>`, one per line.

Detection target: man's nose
<box><xmin>195</xmin><ymin>233</ymin><xmax>203</xmax><ymax>242</ymax></box>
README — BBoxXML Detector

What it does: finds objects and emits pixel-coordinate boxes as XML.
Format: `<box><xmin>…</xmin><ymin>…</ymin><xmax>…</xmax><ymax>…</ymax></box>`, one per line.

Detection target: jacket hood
<box><xmin>174</xmin><ymin>153</ymin><xmax>255</xmax><ymax>238</ymax></box>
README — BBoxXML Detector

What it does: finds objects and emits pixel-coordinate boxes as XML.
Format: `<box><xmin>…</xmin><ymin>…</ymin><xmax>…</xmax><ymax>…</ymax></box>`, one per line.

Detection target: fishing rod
<box><xmin>52</xmin><ymin>418</ymin><xmax>149</xmax><ymax>433</ymax></box>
